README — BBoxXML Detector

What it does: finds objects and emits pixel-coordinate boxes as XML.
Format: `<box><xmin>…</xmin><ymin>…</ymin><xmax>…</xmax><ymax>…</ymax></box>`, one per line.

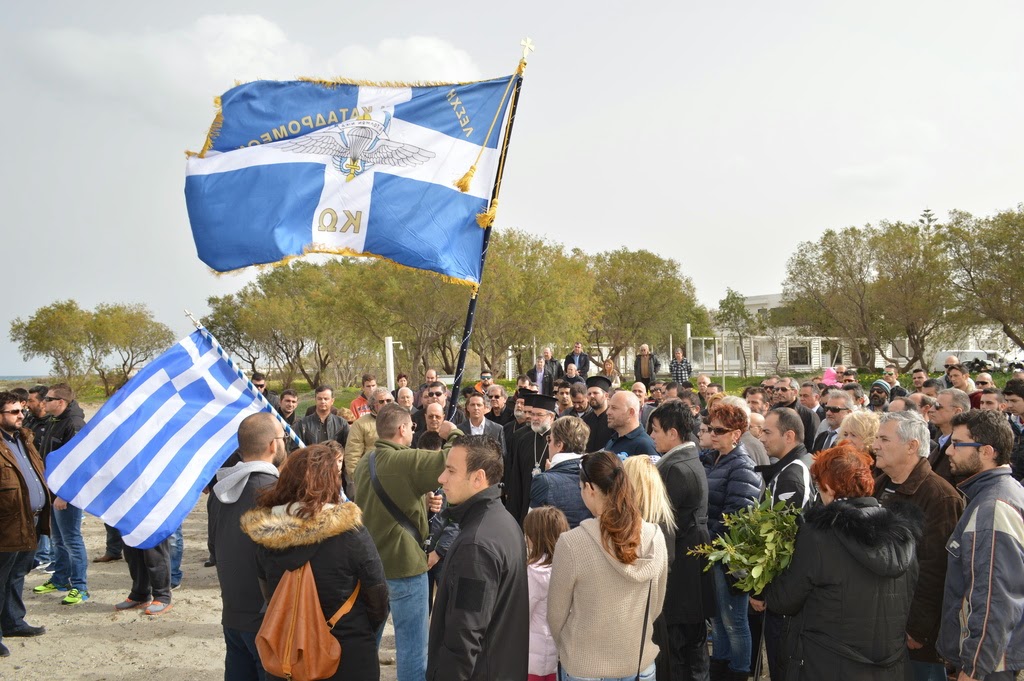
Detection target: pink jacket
<box><xmin>528</xmin><ymin>562</ymin><xmax>557</xmax><ymax>676</ymax></box>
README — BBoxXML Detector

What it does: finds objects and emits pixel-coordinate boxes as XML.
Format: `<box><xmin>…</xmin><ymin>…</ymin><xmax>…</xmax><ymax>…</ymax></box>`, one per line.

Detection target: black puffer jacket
<box><xmin>242</xmin><ymin>502</ymin><xmax>389</xmax><ymax>681</ymax></box>
<box><xmin>763</xmin><ymin>497</ymin><xmax>922</xmax><ymax>681</ymax></box>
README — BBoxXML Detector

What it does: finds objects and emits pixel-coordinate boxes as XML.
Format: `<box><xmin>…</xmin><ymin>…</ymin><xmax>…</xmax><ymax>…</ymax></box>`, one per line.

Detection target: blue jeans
<box><xmin>170</xmin><ymin>525</ymin><xmax>183</xmax><ymax>586</ymax></box>
<box><xmin>223</xmin><ymin>626</ymin><xmax>266</xmax><ymax>681</ymax></box>
<box><xmin>911</xmin><ymin>661</ymin><xmax>947</xmax><ymax>681</ymax></box>
<box><xmin>50</xmin><ymin>504</ymin><xmax>88</xmax><ymax>591</ymax></box>
<box><xmin>34</xmin><ymin>534</ymin><xmax>51</xmax><ymax>566</ymax></box>
<box><xmin>559</xmin><ymin>662</ymin><xmax>656</xmax><ymax>681</ymax></box>
<box><xmin>711</xmin><ymin>565</ymin><xmax>751</xmax><ymax>673</ymax></box>
<box><xmin>384</xmin><ymin>573</ymin><xmax>428</xmax><ymax>681</ymax></box>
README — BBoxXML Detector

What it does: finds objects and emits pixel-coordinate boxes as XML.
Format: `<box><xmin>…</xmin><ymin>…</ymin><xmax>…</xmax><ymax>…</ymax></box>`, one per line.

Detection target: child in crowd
<box><xmin>524</xmin><ymin>506</ymin><xmax>569</xmax><ymax>681</ymax></box>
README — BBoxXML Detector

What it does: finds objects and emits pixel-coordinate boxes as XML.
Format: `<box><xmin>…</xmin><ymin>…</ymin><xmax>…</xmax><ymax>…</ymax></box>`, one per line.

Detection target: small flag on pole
<box><xmin>184</xmin><ymin>74</ymin><xmax>520</xmax><ymax>287</ymax></box>
<box><xmin>44</xmin><ymin>330</ymin><xmax>272</xmax><ymax>549</ymax></box>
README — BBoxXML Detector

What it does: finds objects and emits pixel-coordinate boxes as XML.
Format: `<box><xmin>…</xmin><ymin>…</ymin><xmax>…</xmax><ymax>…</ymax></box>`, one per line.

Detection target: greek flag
<box><xmin>184</xmin><ymin>74</ymin><xmax>518</xmax><ymax>286</ymax></box>
<box><xmin>44</xmin><ymin>330</ymin><xmax>271</xmax><ymax>549</ymax></box>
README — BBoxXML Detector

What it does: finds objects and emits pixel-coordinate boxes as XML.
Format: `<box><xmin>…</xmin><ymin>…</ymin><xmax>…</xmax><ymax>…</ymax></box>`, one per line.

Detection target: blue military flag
<box><xmin>44</xmin><ymin>330</ymin><xmax>272</xmax><ymax>549</ymax></box>
<box><xmin>184</xmin><ymin>73</ymin><xmax>520</xmax><ymax>286</ymax></box>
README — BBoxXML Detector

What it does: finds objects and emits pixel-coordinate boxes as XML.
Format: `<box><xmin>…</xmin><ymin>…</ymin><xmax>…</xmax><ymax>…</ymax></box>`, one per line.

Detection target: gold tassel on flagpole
<box><xmin>476</xmin><ymin>199</ymin><xmax>498</xmax><ymax>228</ymax></box>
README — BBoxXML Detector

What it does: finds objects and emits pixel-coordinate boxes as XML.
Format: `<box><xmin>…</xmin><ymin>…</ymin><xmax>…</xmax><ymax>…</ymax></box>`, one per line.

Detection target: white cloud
<box><xmin>14</xmin><ymin>16</ymin><xmax>481</xmax><ymax>127</ymax></box>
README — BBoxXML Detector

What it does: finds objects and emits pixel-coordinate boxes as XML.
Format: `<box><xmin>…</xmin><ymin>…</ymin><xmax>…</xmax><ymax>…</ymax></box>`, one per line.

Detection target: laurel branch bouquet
<box><xmin>690</xmin><ymin>495</ymin><xmax>802</xmax><ymax>595</ymax></box>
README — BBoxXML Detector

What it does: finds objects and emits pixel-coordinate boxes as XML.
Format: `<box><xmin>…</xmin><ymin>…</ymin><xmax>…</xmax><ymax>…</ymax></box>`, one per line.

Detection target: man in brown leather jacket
<box><xmin>0</xmin><ymin>390</ymin><xmax>51</xmax><ymax>656</ymax></box>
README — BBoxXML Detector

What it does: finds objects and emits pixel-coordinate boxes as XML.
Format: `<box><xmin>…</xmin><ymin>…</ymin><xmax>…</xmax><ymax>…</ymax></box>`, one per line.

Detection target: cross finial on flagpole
<box><xmin>520</xmin><ymin>37</ymin><xmax>535</xmax><ymax>60</ymax></box>
<box><xmin>184</xmin><ymin>309</ymin><xmax>202</xmax><ymax>330</ymax></box>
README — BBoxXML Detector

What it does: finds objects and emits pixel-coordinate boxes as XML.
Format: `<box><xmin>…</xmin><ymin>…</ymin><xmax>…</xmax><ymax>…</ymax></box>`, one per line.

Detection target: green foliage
<box><xmin>473</xmin><ymin>229</ymin><xmax>597</xmax><ymax>373</ymax></box>
<box><xmin>715</xmin><ymin>288</ymin><xmax>764</xmax><ymax>377</ymax></box>
<box><xmin>10</xmin><ymin>299</ymin><xmax>93</xmax><ymax>391</ymax></box>
<box><xmin>588</xmin><ymin>248</ymin><xmax>711</xmax><ymax>362</ymax></box>
<box><xmin>782</xmin><ymin>211</ymin><xmax>954</xmax><ymax>370</ymax></box>
<box><xmin>941</xmin><ymin>205</ymin><xmax>1024</xmax><ymax>352</ymax></box>
<box><xmin>690</xmin><ymin>495</ymin><xmax>802</xmax><ymax>595</ymax></box>
<box><xmin>90</xmin><ymin>303</ymin><xmax>175</xmax><ymax>395</ymax></box>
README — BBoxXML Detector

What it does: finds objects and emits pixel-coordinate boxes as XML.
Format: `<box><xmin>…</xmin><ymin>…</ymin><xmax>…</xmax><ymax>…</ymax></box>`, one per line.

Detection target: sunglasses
<box><xmin>427</xmin><ymin>391</ymin><xmax>444</xmax><ymax>398</ymax></box>
<box><xmin>709</xmin><ymin>426</ymin><xmax>733</xmax><ymax>436</ymax></box>
<box><xmin>824</xmin><ymin>406</ymin><xmax>850</xmax><ymax>413</ymax></box>
<box><xmin>975</xmin><ymin>381</ymin><xmax>991</xmax><ymax>386</ymax></box>
<box><xmin>944</xmin><ymin>365</ymin><xmax>956</xmax><ymax>369</ymax></box>
<box><xmin>481</xmin><ymin>375</ymin><xmax>492</xmax><ymax>380</ymax></box>
<box><xmin>883</xmin><ymin>372</ymin><xmax>895</xmax><ymax>376</ymax></box>
<box><xmin>253</xmin><ymin>383</ymin><xmax>266</xmax><ymax>389</ymax></box>
<box><xmin>579</xmin><ymin>454</ymin><xmax>592</xmax><ymax>484</ymax></box>
<box><xmin>44</xmin><ymin>396</ymin><xmax>63</xmax><ymax>402</ymax></box>
<box><xmin>0</xmin><ymin>409</ymin><xmax>23</xmax><ymax>415</ymax></box>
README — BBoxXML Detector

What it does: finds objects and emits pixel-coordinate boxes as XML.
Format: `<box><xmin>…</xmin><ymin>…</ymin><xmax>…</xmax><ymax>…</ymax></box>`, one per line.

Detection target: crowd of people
<box><xmin>1</xmin><ymin>346</ymin><xmax>1023</xmax><ymax>681</ymax></box>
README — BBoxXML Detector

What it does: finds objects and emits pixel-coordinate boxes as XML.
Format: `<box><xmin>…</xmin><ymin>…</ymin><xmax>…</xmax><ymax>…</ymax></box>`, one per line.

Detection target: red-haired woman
<box><xmin>702</xmin><ymin>403</ymin><xmax>762</xmax><ymax>680</ymax></box>
<box><xmin>547</xmin><ymin>451</ymin><xmax>668</xmax><ymax>681</ymax></box>
<box><xmin>762</xmin><ymin>445</ymin><xmax>922</xmax><ymax>681</ymax></box>
<box><xmin>242</xmin><ymin>445</ymin><xmax>389</xmax><ymax>681</ymax></box>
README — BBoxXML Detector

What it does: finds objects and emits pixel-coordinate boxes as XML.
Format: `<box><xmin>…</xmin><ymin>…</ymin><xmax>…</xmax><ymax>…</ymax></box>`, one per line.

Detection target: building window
<box><xmin>788</xmin><ymin>343</ymin><xmax>810</xmax><ymax>366</ymax></box>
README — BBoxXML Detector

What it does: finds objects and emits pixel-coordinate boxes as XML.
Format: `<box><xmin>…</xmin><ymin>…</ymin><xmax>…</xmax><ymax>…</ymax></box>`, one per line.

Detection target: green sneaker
<box><xmin>32</xmin><ymin>580</ymin><xmax>68</xmax><ymax>594</ymax></box>
<box><xmin>61</xmin><ymin>588</ymin><xmax>89</xmax><ymax>605</ymax></box>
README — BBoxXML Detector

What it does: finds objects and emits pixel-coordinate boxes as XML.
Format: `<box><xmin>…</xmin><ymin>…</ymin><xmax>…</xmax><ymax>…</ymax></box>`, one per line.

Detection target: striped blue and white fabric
<box><xmin>44</xmin><ymin>330</ymin><xmax>272</xmax><ymax>549</ymax></box>
<box><xmin>184</xmin><ymin>75</ymin><xmax>518</xmax><ymax>286</ymax></box>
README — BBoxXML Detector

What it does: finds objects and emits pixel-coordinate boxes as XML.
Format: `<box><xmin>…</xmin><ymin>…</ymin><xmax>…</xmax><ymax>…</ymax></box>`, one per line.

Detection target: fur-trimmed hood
<box><xmin>803</xmin><ymin>497</ymin><xmax>923</xmax><ymax>578</ymax></box>
<box><xmin>241</xmin><ymin>501</ymin><xmax>363</xmax><ymax>553</ymax></box>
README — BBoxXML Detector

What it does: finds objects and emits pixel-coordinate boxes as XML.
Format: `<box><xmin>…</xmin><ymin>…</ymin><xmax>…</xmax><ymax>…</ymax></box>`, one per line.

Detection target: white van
<box><xmin>931</xmin><ymin>350</ymin><xmax>1010</xmax><ymax>373</ymax></box>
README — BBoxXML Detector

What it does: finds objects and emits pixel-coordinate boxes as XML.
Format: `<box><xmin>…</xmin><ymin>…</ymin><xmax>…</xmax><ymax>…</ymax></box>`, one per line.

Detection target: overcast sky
<box><xmin>2</xmin><ymin>1</ymin><xmax>1021</xmax><ymax>375</ymax></box>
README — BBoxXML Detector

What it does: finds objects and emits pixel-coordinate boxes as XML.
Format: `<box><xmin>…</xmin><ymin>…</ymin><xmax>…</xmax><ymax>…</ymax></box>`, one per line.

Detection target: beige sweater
<box><xmin>547</xmin><ymin>518</ymin><xmax>668</xmax><ymax>678</ymax></box>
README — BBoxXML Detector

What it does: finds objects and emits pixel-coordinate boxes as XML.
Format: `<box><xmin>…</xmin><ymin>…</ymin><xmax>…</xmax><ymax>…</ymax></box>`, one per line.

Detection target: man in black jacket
<box><xmin>752</xmin><ymin>407</ymin><xmax>816</xmax><ymax>680</ymax></box>
<box><xmin>32</xmin><ymin>383</ymin><xmax>90</xmax><ymax>605</ymax></box>
<box><xmin>209</xmin><ymin>412</ymin><xmax>285</xmax><ymax>680</ymax></box>
<box><xmin>770</xmin><ymin>377</ymin><xmax>820</xmax><ymax>452</ymax></box>
<box><xmin>649</xmin><ymin>401</ymin><xmax>714</xmax><ymax>681</ymax></box>
<box><xmin>294</xmin><ymin>385</ymin><xmax>349</xmax><ymax>448</ymax></box>
<box><xmin>428</xmin><ymin>435</ymin><xmax>528</xmax><ymax>681</ymax></box>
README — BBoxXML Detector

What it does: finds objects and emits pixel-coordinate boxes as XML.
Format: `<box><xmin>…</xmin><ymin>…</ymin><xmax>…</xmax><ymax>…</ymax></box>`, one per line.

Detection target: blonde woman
<box><xmin>837</xmin><ymin>409</ymin><xmax>879</xmax><ymax>455</ymax></box>
<box><xmin>622</xmin><ymin>455</ymin><xmax>677</xmax><ymax>546</ymax></box>
<box><xmin>598</xmin><ymin>359</ymin><xmax>622</xmax><ymax>390</ymax></box>
<box><xmin>548</xmin><ymin>451</ymin><xmax>667</xmax><ymax>680</ymax></box>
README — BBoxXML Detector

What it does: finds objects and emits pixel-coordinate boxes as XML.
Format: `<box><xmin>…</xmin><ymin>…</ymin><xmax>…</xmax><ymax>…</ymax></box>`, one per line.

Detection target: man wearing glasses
<box><xmin>31</xmin><ymin>384</ymin><xmax>90</xmax><ymax>606</ymax></box>
<box><xmin>770</xmin><ymin>377</ymin><xmax>820</xmax><ymax>452</ymax></box>
<box><xmin>927</xmin><ymin>389</ymin><xmax>971</xmax><ymax>488</ymax></box>
<box><xmin>812</xmin><ymin>390</ymin><xmax>855</xmax><ymax>453</ymax></box>
<box><xmin>940</xmin><ymin>355</ymin><xmax>960</xmax><ymax>389</ymax></box>
<box><xmin>881</xmin><ymin>365</ymin><xmax>909</xmax><ymax>398</ymax></box>
<box><xmin>413</xmin><ymin>381</ymin><xmax>466</xmax><ymax>446</ymax></box>
<box><xmin>939</xmin><ymin>410</ymin><xmax>1024</xmax><ymax>681</ymax></box>
<box><xmin>346</xmin><ymin>387</ymin><xmax>395</xmax><ymax>480</ymax></box>
<box><xmin>0</xmin><ymin>391</ymin><xmax>50</xmax><ymax>655</ymax></box>
<box><xmin>484</xmin><ymin>385</ymin><xmax>512</xmax><ymax>427</ymax></box>
<box><xmin>249</xmin><ymin>372</ymin><xmax>279</xmax><ymax>411</ymax></box>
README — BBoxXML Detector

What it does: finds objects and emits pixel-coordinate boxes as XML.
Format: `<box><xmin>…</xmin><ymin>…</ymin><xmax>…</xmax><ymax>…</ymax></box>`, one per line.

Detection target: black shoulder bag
<box><xmin>636</xmin><ymin>580</ymin><xmax>653</xmax><ymax>680</ymax></box>
<box><xmin>367</xmin><ymin>451</ymin><xmax>424</xmax><ymax>547</ymax></box>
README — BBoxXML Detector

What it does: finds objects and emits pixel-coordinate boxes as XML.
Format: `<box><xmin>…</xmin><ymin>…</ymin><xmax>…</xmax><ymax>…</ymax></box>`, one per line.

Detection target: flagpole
<box><xmin>184</xmin><ymin>310</ymin><xmax>305</xmax><ymax>449</ymax></box>
<box><xmin>447</xmin><ymin>48</ymin><xmax>529</xmax><ymax>419</ymax></box>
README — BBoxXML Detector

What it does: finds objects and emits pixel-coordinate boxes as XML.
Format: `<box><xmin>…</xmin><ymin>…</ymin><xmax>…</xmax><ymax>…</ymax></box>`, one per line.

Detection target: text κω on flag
<box><xmin>44</xmin><ymin>330</ymin><xmax>273</xmax><ymax>549</ymax></box>
<box><xmin>184</xmin><ymin>75</ymin><xmax>520</xmax><ymax>286</ymax></box>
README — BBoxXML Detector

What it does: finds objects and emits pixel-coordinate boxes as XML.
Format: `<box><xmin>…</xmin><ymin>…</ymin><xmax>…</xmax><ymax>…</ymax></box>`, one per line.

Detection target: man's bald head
<box><xmin>237</xmin><ymin>412</ymin><xmax>283</xmax><ymax>463</ymax></box>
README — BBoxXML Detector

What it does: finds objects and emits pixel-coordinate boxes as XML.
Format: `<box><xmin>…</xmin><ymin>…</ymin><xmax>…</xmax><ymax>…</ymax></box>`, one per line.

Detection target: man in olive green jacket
<box><xmin>354</xmin><ymin>403</ymin><xmax>462</xmax><ymax>681</ymax></box>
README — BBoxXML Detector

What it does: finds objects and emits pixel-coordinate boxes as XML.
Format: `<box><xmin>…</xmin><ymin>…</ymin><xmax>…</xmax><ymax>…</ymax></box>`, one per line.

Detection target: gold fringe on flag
<box><xmin>207</xmin><ymin>244</ymin><xmax>481</xmax><ymax>292</ymax></box>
